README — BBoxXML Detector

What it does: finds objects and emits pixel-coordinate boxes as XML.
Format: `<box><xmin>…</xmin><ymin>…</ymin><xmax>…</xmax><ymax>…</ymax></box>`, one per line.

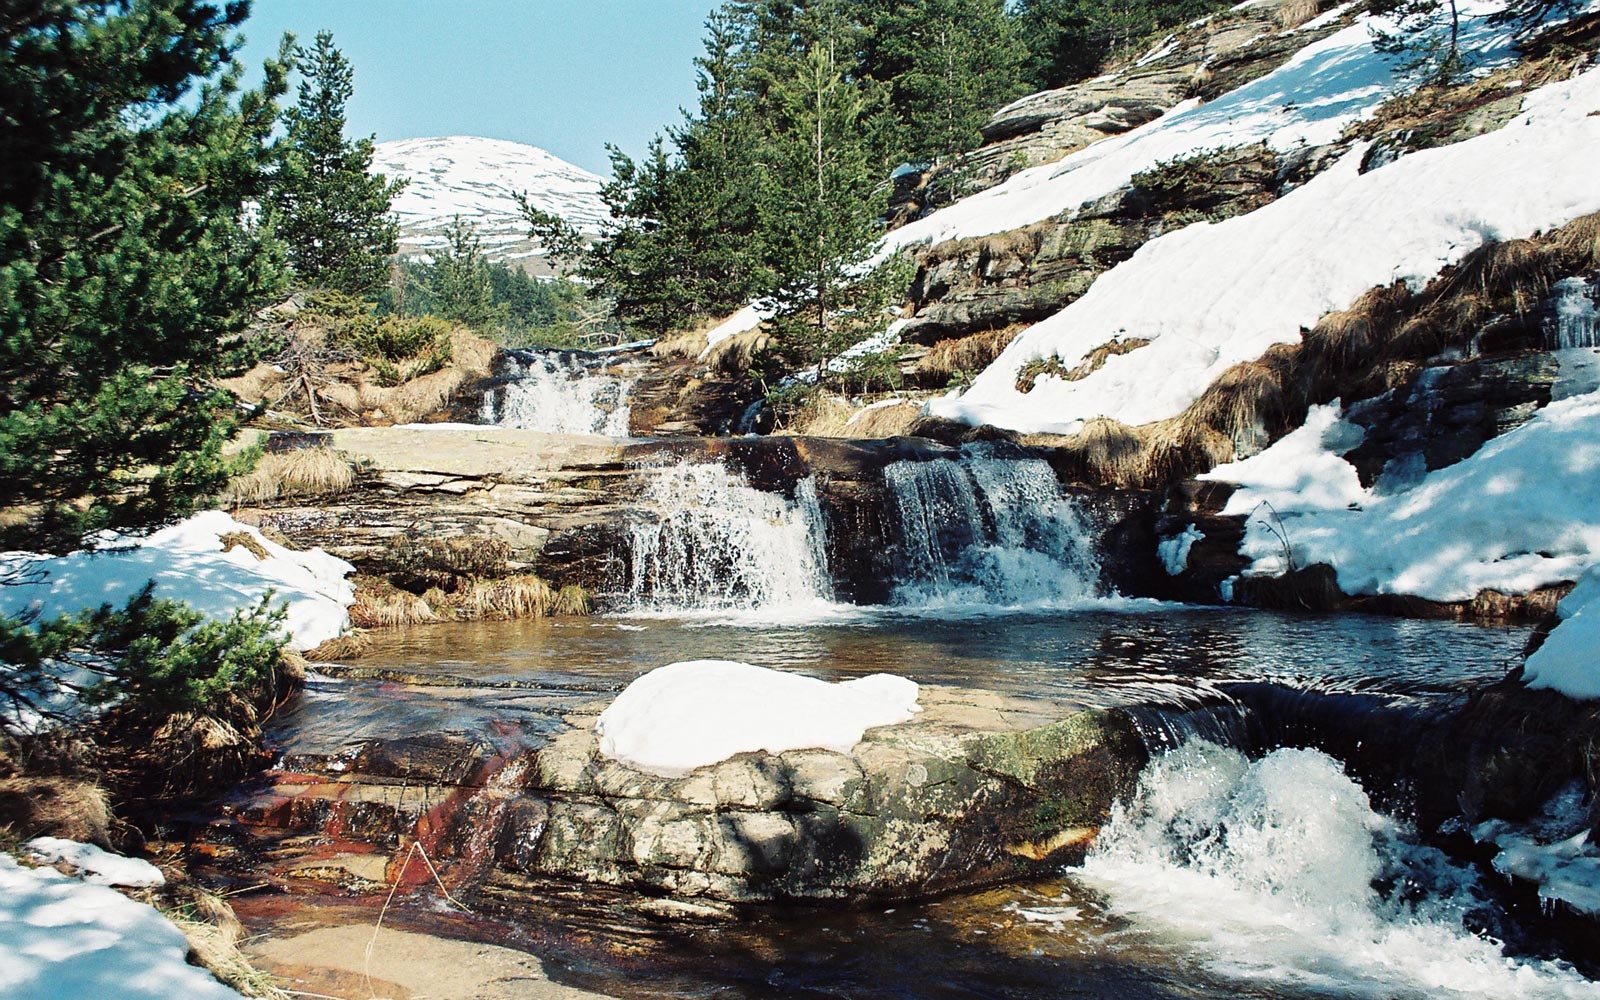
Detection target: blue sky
<box><xmin>235</xmin><ymin>1</ymin><xmax>713</xmax><ymax>176</ymax></box>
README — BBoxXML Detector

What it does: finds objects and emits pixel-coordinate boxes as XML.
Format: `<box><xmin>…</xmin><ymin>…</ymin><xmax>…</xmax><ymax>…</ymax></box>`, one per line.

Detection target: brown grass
<box><xmin>1274</xmin><ymin>0</ymin><xmax>1321</xmax><ymax>30</ymax></box>
<box><xmin>219</xmin><ymin>530</ymin><xmax>270</xmax><ymax>560</ymax></box>
<box><xmin>553</xmin><ymin>584</ymin><xmax>593</xmax><ymax>615</ymax></box>
<box><xmin>917</xmin><ymin>326</ymin><xmax>1024</xmax><ymax>381</ymax></box>
<box><xmin>302</xmin><ymin>630</ymin><xmax>374</xmax><ymax>662</ymax></box>
<box><xmin>783</xmin><ymin>392</ymin><xmax>856</xmax><ymax>436</ymax></box>
<box><xmin>703</xmin><ymin>327</ymin><xmax>773</xmax><ymax>375</ymax></box>
<box><xmin>225</xmin><ymin>447</ymin><xmax>357</xmax><ymax>505</ymax></box>
<box><xmin>160</xmin><ymin>888</ymin><xmax>290</xmax><ymax>999</ymax></box>
<box><xmin>0</xmin><ymin>776</ymin><xmax>112</xmax><ymax>845</ymax></box>
<box><xmin>846</xmin><ymin>401</ymin><xmax>926</xmax><ymax>439</ymax></box>
<box><xmin>446</xmin><ymin>574</ymin><xmax>558</xmax><ymax>620</ymax></box>
<box><xmin>347</xmin><ymin>578</ymin><xmax>440</xmax><ymax>628</ymax></box>
<box><xmin>1185</xmin><ymin>359</ymin><xmax>1288</xmax><ymax>445</ymax></box>
<box><xmin>653</xmin><ymin>326</ymin><xmax>711</xmax><ymax>360</ymax></box>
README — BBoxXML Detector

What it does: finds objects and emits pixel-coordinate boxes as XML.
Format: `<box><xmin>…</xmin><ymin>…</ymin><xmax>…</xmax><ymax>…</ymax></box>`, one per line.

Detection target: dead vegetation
<box><xmin>224</xmin><ymin>446</ymin><xmax>360</xmax><ymax>505</ymax></box>
<box><xmin>917</xmin><ymin>325</ymin><xmax>1024</xmax><ymax>383</ymax></box>
<box><xmin>1273</xmin><ymin>0</ymin><xmax>1323</xmax><ymax>30</ymax></box>
<box><xmin>703</xmin><ymin>327</ymin><xmax>774</xmax><ymax>375</ymax></box>
<box><xmin>1034</xmin><ymin>211</ymin><xmax>1600</xmax><ymax>489</ymax></box>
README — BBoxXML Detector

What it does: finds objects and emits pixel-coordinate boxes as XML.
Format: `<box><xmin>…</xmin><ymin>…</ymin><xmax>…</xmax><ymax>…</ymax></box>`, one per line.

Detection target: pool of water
<box><xmin>252</xmin><ymin>604</ymin><xmax>1597</xmax><ymax>1000</ymax></box>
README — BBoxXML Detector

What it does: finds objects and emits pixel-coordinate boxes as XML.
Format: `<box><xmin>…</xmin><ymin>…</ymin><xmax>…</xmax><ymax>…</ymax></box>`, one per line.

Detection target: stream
<box><xmin>218</xmin><ymin>354</ymin><xmax>1600</xmax><ymax>998</ymax></box>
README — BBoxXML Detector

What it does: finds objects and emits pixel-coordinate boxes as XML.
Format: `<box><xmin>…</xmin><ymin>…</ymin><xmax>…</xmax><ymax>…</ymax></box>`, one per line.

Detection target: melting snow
<box><xmin>931</xmin><ymin>62</ymin><xmax>1600</xmax><ymax>434</ymax></box>
<box><xmin>596</xmin><ymin>660</ymin><xmax>921</xmax><ymax>776</ymax></box>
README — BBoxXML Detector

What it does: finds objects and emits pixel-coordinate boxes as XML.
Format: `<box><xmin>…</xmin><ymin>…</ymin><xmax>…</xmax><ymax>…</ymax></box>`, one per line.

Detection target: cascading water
<box><xmin>1546</xmin><ymin>277</ymin><xmax>1600</xmax><ymax>350</ymax></box>
<box><xmin>479</xmin><ymin>349</ymin><xmax>632</xmax><ymax>435</ymax></box>
<box><xmin>625</xmin><ymin>461</ymin><xmax>832</xmax><ymax>612</ymax></box>
<box><xmin>1079</xmin><ymin>740</ymin><xmax>1600</xmax><ymax>999</ymax></box>
<box><xmin>882</xmin><ymin>454</ymin><xmax>1102</xmax><ymax>606</ymax></box>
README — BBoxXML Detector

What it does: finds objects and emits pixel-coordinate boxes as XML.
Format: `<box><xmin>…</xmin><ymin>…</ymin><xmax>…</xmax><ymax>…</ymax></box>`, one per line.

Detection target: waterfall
<box><xmin>479</xmin><ymin>350</ymin><xmax>632</xmax><ymax>436</ymax></box>
<box><xmin>625</xmin><ymin>462</ymin><xmax>833</xmax><ymax>612</ymax></box>
<box><xmin>882</xmin><ymin>455</ymin><xmax>1102</xmax><ymax>606</ymax></box>
<box><xmin>1546</xmin><ymin>277</ymin><xmax>1599</xmax><ymax>350</ymax></box>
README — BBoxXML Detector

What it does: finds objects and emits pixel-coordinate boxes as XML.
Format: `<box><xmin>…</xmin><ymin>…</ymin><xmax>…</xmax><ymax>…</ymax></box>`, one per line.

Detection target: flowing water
<box><xmin>240</xmin><ymin>444</ymin><xmax>1600</xmax><ymax>998</ymax></box>
<box><xmin>479</xmin><ymin>348</ymin><xmax>633</xmax><ymax>435</ymax></box>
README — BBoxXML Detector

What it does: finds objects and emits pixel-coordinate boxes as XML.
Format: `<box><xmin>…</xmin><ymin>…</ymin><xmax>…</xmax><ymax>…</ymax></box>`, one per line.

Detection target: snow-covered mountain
<box><xmin>372</xmin><ymin>135</ymin><xmax>609</xmax><ymax>267</ymax></box>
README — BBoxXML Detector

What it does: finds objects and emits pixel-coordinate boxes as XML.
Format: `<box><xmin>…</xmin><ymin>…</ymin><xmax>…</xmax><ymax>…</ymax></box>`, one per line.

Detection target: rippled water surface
<box><xmin>257</xmin><ymin>605</ymin><xmax>1592</xmax><ymax>1000</ymax></box>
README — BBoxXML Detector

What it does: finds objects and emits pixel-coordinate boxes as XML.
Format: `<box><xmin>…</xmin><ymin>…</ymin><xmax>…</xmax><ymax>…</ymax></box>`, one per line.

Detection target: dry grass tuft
<box><xmin>143</xmin><ymin>714</ymin><xmax>255</xmax><ymax>800</ymax></box>
<box><xmin>219</xmin><ymin>530</ymin><xmax>270</xmax><ymax>561</ymax></box>
<box><xmin>0</xmin><ymin>776</ymin><xmax>112</xmax><ymax>845</ymax></box>
<box><xmin>846</xmin><ymin>401</ymin><xmax>926</xmax><ymax>439</ymax></box>
<box><xmin>653</xmin><ymin>326</ymin><xmax>711</xmax><ymax>359</ymax></box>
<box><xmin>225</xmin><ymin>447</ymin><xmax>357</xmax><ymax>505</ymax></box>
<box><xmin>553</xmin><ymin>584</ymin><xmax>593</xmax><ymax>615</ymax></box>
<box><xmin>917</xmin><ymin>326</ymin><xmax>1023</xmax><ymax>382</ymax></box>
<box><xmin>162</xmin><ymin>889</ymin><xmax>289</xmax><ymax>999</ymax></box>
<box><xmin>703</xmin><ymin>327</ymin><xmax>773</xmax><ymax>375</ymax></box>
<box><xmin>782</xmin><ymin>392</ymin><xmax>857</xmax><ymax>436</ymax></box>
<box><xmin>1274</xmin><ymin>0</ymin><xmax>1321</xmax><ymax>29</ymax></box>
<box><xmin>302</xmin><ymin>630</ymin><xmax>374</xmax><ymax>662</ymax></box>
<box><xmin>445</xmin><ymin>575</ymin><xmax>557</xmax><ymax>620</ymax></box>
<box><xmin>1185</xmin><ymin>360</ymin><xmax>1286</xmax><ymax>445</ymax></box>
<box><xmin>1554</xmin><ymin>212</ymin><xmax>1600</xmax><ymax>267</ymax></box>
<box><xmin>347</xmin><ymin>579</ymin><xmax>439</xmax><ymax>628</ymax></box>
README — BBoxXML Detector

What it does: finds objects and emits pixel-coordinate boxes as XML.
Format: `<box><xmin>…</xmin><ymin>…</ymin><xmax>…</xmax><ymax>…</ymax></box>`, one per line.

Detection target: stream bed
<box><xmin>225</xmin><ymin>604</ymin><xmax>1600</xmax><ymax>1000</ymax></box>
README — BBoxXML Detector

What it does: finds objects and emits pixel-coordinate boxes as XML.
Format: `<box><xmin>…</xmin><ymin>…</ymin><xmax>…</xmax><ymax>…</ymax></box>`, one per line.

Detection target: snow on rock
<box><xmin>1158</xmin><ymin>523</ymin><xmax>1205</xmax><ymax>576</ymax></box>
<box><xmin>596</xmin><ymin>660</ymin><xmax>922</xmax><ymax>777</ymax></box>
<box><xmin>1523</xmin><ymin>566</ymin><xmax>1600</xmax><ymax>698</ymax></box>
<box><xmin>372</xmin><ymin>135</ymin><xmax>608</xmax><ymax>260</ymax></box>
<box><xmin>0</xmin><ymin>854</ymin><xmax>248</xmax><ymax>1000</ymax></box>
<box><xmin>1205</xmin><ymin>391</ymin><xmax>1600</xmax><ymax>604</ymax></box>
<box><xmin>1473</xmin><ymin>785</ymin><xmax>1600</xmax><ymax>914</ymax></box>
<box><xmin>24</xmin><ymin>839</ymin><xmax>164</xmax><ymax>889</ymax></box>
<box><xmin>701</xmin><ymin>303</ymin><xmax>771</xmax><ymax>351</ymax></box>
<box><xmin>0</xmin><ymin>510</ymin><xmax>354</xmax><ymax>651</ymax></box>
<box><xmin>930</xmin><ymin>63</ymin><xmax>1600</xmax><ymax>434</ymax></box>
<box><xmin>880</xmin><ymin>2</ymin><xmax>1526</xmax><ymax>257</ymax></box>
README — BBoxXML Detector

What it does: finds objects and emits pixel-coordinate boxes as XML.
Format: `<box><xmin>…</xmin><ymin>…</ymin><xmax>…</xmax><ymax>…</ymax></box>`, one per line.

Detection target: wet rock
<box><xmin>517</xmin><ymin>687</ymin><xmax>1147</xmax><ymax>903</ymax></box>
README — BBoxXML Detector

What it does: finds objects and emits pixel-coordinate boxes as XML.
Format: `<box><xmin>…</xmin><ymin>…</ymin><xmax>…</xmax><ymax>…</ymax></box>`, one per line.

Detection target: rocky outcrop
<box><xmin>896</xmin><ymin>0</ymin><xmax>1351</xmax><ymax>217</ymax></box>
<box><xmin>205</xmin><ymin>681</ymin><xmax>1147</xmax><ymax>905</ymax></box>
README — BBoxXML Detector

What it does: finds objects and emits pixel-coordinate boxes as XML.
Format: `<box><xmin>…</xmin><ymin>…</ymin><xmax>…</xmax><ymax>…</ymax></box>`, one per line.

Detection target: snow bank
<box><xmin>931</xmin><ymin>63</ymin><xmax>1600</xmax><ymax>434</ymax></box>
<box><xmin>596</xmin><ymin>660</ymin><xmax>921</xmax><ymax>776</ymax></box>
<box><xmin>701</xmin><ymin>303</ymin><xmax>770</xmax><ymax>350</ymax></box>
<box><xmin>0</xmin><ymin>854</ymin><xmax>247</xmax><ymax>1000</ymax></box>
<box><xmin>24</xmin><ymin>838</ymin><xmax>164</xmax><ymax>889</ymax></box>
<box><xmin>881</xmin><ymin>2</ymin><xmax>1525</xmax><ymax>257</ymax></box>
<box><xmin>0</xmin><ymin>510</ymin><xmax>354</xmax><ymax>651</ymax></box>
<box><xmin>1204</xmin><ymin>390</ymin><xmax>1600</xmax><ymax>604</ymax></box>
<box><xmin>1523</xmin><ymin>567</ymin><xmax>1600</xmax><ymax>698</ymax></box>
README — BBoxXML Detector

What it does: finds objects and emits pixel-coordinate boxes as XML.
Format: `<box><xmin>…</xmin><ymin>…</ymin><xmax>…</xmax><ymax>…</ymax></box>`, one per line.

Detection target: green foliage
<box><xmin>1011</xmin><ymin>0</ymin><xmax>1233</xmax><ymax>90</ymax></box>
<box><xmin>0</xmin><ymin>586</ymin><xmax>287</xmax><ymax>728</ymax></box>
<box><xmin>266</xmin><ymin>30</ymin><xmax>405</xmax><ymax>295</ymax></box>
<box><xmin>0</xmin><ymin>0</ymin><xmax>290</xmax><ymax>553</ymax></box>
<box><xmin>858</xmin><ymin>0</ymin><xmax>1028</xmax><ymax>162</ymax></box>
<box><xmin>424</xmin><ymin>218</ymin><xmax>497</xmax><ymax>328</ymax></box>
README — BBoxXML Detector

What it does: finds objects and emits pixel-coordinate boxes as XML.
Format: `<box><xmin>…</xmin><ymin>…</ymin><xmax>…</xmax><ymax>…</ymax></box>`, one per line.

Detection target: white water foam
<box><xmin>625</xmin><ymin>462</ymin><xmax>834</xmax><ymax>613</ymax></box>
<box><xmin>479</xmin><ymin>350</ymin><xmax>632</xmax><ymax>436</ymax></box>
<box><xmin>1080</xmin><ymin>741</ymin><xmax>1600</xmax><ymax>998</ymax></box>
<box><xmin>883</xmin><ymin>456</ymin><xmax>1102</xmax><ymax>607</ymax></box>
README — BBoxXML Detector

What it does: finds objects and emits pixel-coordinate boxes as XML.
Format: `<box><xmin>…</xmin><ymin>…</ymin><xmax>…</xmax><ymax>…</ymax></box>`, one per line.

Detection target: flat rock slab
<box><xmin>517</xmin><ymin>685</ymin><xmax>1147</xmax><ymax>903</ymax></box>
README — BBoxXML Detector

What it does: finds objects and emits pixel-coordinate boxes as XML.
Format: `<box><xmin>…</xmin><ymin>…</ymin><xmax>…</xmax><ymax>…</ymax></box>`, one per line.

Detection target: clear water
<box><xmin>260</xmin><ymin>606</ymin><xmax>1597</xmax><ymax>999</ymax></box>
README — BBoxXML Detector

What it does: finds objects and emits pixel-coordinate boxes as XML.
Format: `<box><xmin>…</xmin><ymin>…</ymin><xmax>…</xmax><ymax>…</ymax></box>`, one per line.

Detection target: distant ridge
<box><xmin>372</xmin><ymin>135</ymin><xmax>609</xmax><ymax>267</ymax></box>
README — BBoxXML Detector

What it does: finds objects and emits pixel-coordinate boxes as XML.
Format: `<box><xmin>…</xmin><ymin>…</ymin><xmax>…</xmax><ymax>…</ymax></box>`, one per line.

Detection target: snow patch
<box><xmin>930</xmin><ymin>63</ymin><xmax>1600</xmax><ymax>434</ymax></box>
<box><xmin>1159</xmin><ymin>523</ymin><xmax>1205</xmax><ymax>576</ymax></box>
<box><xmin>0</xmin><ymin>510</ymin><xmax>354</xmax><ymax>652</ymax></box>
<box><xmin>0</xmin><ymin>854</ymin><xmax>248</xmax><ymax>999</ymax></box>
<box><xmin>1523</xmin><ymin>565</ymin><xmax>1600</xmax><ymax>699</ymax></box>
<box><xmin>596</xmin><ymin>660</ymin><xmax>921</xmax><ymax>777</ymax></box>
<box><xmin>24</xmin><ymin>839</ymin><xmax>164</xmax><ymax>888</ymax></box>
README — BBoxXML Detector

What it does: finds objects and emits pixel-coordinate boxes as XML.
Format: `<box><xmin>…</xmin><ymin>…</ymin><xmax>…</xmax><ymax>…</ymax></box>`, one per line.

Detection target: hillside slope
<box><xmin>372</xmin><ymin>135</ymin><xmax>608</xmax><ymax>267</ymax></box>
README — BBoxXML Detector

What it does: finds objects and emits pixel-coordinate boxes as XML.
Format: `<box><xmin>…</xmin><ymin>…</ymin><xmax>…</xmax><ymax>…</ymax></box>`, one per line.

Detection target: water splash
<box><xmin>625</xmin><ymin>462</ymin><xmax>832</xmax><ymax>613</ymax></box>
<box><xmin>1081</xmin><ymin>741</ymin><xmax>1600</xmax><ymax>999</ymax></box>
<box><xmin>479</xmin><ymin>350</ymin><xmax>632</xmax><ymax>435</ymax></box>
<box><xmin>882</xmin><ymin>455</ymin><xmax>1102</xmax><ymax>606</ymax></box>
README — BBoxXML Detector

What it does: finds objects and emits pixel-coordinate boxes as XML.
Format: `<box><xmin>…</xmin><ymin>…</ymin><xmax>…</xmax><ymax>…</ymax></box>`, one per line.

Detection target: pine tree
<box><xmin>758</xmin><ymin>27</ymin><xmax>896</xmax><ymax>377</ymax></box>
<box><xmin>268</xmin><ymin>30</ymin><xmax>404</xmax><ymax>296</ymax></box>
<box><xmin>859</xmin><ymin>0</ymin><xmax>1027</xmax><ymax>163</ymax></box>
<box><xmin>0</xmin><ymin>0</ymin><xmax>288</xmax><ymax>553</ymax></box>
<box><xmin>425</xmin><ymin>217</ymin><xmax>498</xmax><ymax>329</ymax></box>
